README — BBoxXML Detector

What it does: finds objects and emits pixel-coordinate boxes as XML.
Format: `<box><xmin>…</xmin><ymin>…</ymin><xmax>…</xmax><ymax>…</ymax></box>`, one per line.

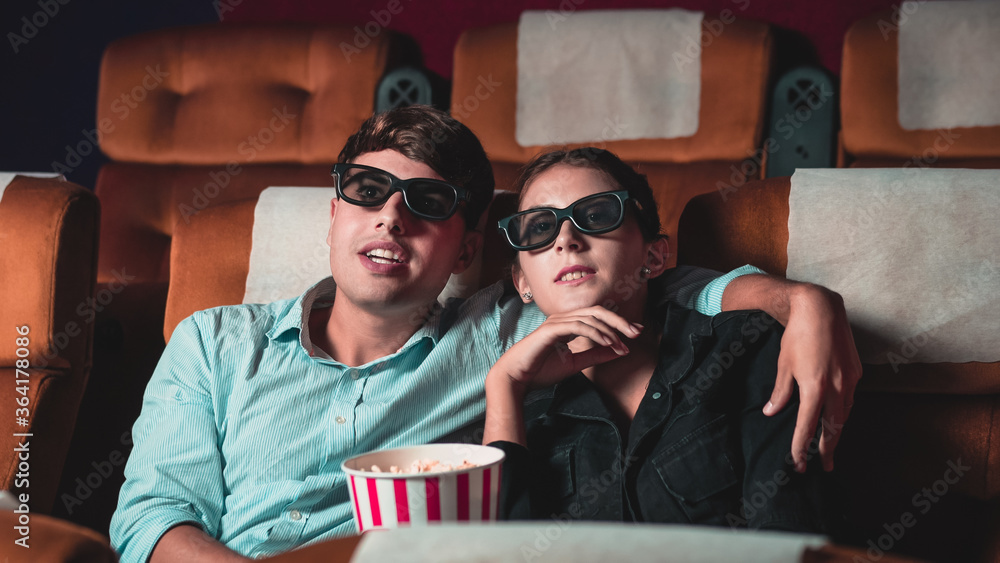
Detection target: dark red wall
<box><xmin>222</xmin><ymin>0</ymin><xmax>899</xmax><ymax>78</ymax></box>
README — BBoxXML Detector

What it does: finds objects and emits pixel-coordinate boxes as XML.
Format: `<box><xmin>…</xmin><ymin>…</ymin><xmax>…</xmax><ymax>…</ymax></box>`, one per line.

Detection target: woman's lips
<box><xmin>555</xmin><ymin>265</ymin><xmax>596</xmax><ymax>285</ymax></box>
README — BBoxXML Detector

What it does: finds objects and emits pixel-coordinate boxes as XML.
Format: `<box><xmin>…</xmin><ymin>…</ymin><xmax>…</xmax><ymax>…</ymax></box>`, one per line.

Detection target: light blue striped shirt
<box><xmin>110</xmin><ymin>265</ymin><xmax>760</xmax><ymax>561</ymax></box>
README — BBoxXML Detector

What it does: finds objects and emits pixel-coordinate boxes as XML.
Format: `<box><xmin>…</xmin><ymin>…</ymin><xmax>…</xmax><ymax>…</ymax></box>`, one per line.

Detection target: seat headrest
<box><xmin>451</xmin><ymin>17</ymin><xmax>772</xmax><ymax>164</ymax></box>
<box><xmin>514</xmin><ymin>10</ymin><xmax>703</xmax><ymax>146</ymax></box>
<box><xmin>841</xmin><ymin>10</ymin><xmax>1000</xmax><ymax>162</ymax></box>
<box><xmin>98</xmin><ymin>24</ymin><xmax>414</xmax><ymax>164</ymax></box>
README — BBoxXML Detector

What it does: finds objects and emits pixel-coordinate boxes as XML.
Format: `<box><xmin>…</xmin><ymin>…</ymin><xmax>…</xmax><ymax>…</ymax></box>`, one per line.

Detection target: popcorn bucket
<box><xmin>341</xmin><ymin>443</ymin><xmax>505</xmax><ymax>532</ymax></box>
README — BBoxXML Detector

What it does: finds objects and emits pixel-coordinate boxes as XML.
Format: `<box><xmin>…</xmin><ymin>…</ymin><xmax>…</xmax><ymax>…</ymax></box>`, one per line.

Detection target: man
<box><xmin>111</xmin><ymin>106</ymin><xmax>858</xmax><ymax>561</ymax></box>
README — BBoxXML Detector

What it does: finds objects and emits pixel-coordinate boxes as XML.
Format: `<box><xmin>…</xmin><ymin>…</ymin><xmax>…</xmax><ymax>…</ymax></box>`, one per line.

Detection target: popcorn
<box><xmin>344</xmin><ymin>443</ymin><xmax>505</xmax><ymax>531</ymax></box>
<box><xmin>368</xmin><ymin>458</ymin><xmax>478</xmax><ymax>473</ymax></box>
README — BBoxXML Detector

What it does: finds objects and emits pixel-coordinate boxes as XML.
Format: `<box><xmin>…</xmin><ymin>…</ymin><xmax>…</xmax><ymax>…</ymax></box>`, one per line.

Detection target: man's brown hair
<box><xmin>339</xmin><ymin>105</ymin><xmax>494</xmax><ymax>229</ymax></box>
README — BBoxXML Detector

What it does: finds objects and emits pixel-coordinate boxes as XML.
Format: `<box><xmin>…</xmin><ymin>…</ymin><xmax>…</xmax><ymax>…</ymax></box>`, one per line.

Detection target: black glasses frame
<box><xmin>330</xmin><ymin>163</ymin><xmax>469</xmax><ymax>221</ymax></box>
<box><xmin>497</xmin><ymin>190</ymin><xmax>633</xmax><ymax>251</ymax></box>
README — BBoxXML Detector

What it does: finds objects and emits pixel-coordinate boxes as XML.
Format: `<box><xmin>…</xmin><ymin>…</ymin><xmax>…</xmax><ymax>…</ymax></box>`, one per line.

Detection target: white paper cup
<box><xmin>341</xmin><ymin>443</ymin><xmax>505</xmax><ymax>532</ymax></box>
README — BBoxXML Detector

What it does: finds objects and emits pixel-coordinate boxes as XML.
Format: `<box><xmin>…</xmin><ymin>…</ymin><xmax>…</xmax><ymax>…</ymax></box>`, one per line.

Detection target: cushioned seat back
<box><xmin>166</xmin><ymin>199</ymin><xmax>255</xmax><ymax>339</ymax></box>
<box><xmin>676</xmin><ymin>175</ymin><xmax>1000</xmax><ymax>563</ymax></box>
<box><xmin>450</xmin><ymin>18</ymin><xmax>773</xmax><ymax>265</ymax></box>
<box><xmin>840</xmin><ymin>11</ymin><xmax>1000</xmax><ymax>168</ymax></box>
<box><xmin>96</xmin><ymin>23</ymin><xmax>416</xmax><ymax>284</ymax></box>
<box><xmin>678</xmin><ymin>176</ymin><xmax>1000</xmax><ymax>395</ymax></box>
<box><xmin>0</xmin><ymin>176</ymin><xmax>99</xmax><ymax>513</ymax></box>
<box><xmin>96</xmin><ymin>163</ymin><xmax>334</xmax><ymax>284</ymax></box>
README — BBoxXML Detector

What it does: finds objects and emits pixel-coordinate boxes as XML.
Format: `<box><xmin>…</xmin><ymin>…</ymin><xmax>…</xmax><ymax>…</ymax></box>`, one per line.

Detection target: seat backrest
<box><xmin>450</xmin><ymin>16</ymin><xmax>773</xmax><ymax>264</ymax></box>
<box><xmin>676</xmin><ymin>174</ymin><xmax>1000</xmax><ymax>562</ymax></box>
<box><xmin>95</xmin><ymin>23</ymin><xmax>417</xmax><ymax>284</ymax></box>
<box><xmin>840</xmin><ymin>10</ymin><xmax>1000</xmax><ymax>168</ymax></box>
<box><xmin>0</xmin><ymin>176</ymin><xmax>99</xmax><ymax>513</ymax></box>
<box><xmin>678</xmin><ymin>175</ymin><xmax>1000</xmax><ymax>395</ymax></box>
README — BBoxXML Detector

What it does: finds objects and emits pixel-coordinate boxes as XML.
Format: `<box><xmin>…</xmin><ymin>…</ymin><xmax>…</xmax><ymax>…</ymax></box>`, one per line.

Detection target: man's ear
<box><xmin>326</xmin><ymin>197</ymin><xmax>339</xmax><ymax>247</ymax></box>
<box><xmin>451</xmin><ymin>231</ymin><xmax>483</xmax><ymax>274</ymax></box>
<box><xmin>511</xmin><ymin>262</ymin><xmax>532</xmax><ymax>303</ymax></box>
<box><xmin>645</xmin><ymin>236</ymin><xmax>671</xmax><ymax>279</ymax></box>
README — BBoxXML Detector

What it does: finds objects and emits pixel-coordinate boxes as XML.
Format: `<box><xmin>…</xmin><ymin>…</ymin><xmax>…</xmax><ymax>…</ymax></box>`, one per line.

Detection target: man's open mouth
<box><xmin>366</xmin><ymin>248</ymin><xmax>403</xmax><ymax>265</ymax></box>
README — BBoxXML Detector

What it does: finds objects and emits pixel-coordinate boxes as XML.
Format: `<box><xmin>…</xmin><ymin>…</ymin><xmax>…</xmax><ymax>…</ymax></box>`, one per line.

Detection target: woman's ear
<box><xmin>511</xmin><ymin>262</ymin><xmax>533</xmax><ymax>303</ymax></box>
<box><xmin>645</xmin><ymin>236</ymin><xmax>671</xmax><ymax>279</ymax></box>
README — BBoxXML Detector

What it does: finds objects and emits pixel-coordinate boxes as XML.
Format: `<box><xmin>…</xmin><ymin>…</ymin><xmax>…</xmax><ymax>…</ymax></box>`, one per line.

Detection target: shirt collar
<box><xmin>267</xmin><ymin>277</ymin><xmax>337</xmax><ymax>342</ymax></box>
<box><xmin>266</xmin><ymin>276</ymin><xmax>448</xmax><ymax>352</ymax></box>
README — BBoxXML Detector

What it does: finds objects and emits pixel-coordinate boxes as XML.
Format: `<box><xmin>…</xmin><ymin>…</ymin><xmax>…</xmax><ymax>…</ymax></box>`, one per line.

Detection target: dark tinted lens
<box><xmin>511</xmin><ymin>210</ymin><xmax>558</xmax><ymax>247</ymax></box>
<box><xmin>341</xmin><ymin>168</ymin><xmax>392</xmax><ymax>203</ymax></box>
<box><xmin>573</xmin><ymin>195</ymin><xmax>622</xmax><ymax>231</ymax></box>
<box><xmin>408</xmin><ymin>181</ymin><xmax>456</xmax><ymax>218</ymax></box>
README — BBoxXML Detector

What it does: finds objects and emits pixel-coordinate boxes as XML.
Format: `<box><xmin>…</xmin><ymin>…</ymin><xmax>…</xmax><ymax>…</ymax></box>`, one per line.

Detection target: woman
<box><xmin>484</xmin><ymin>148</ymin><xmax>834</xmax><ymax>532</ymax></box>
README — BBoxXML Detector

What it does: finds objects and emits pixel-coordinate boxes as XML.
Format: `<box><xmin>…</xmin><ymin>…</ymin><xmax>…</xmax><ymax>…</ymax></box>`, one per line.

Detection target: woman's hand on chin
<box><xmin>492</xmin><ymin>306</ymin><xmax>643</xmax><ymax>391</ymax></box>
<box><xmin>483</xmin><ymin>306</ymin><xmax>642</xmax><ymax>446</ymax></box>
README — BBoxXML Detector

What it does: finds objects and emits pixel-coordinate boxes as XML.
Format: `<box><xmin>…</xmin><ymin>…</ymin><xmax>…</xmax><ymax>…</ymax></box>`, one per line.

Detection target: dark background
<box><xmin>0</xmin><ymin>0</ymin><xmax>897</xmax><ymax>192</ymax></box>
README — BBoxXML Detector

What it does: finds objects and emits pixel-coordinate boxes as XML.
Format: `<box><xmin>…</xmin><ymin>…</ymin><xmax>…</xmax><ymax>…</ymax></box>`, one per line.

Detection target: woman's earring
<box><xmin>522</xmin><ymin>291</ymin><xmax>533</xmax><ymax>301</ymax></box>
<box><xmin>640</xmin><ymin>266</ymin><xmax>652</xmax><ymax>277</ymax></box>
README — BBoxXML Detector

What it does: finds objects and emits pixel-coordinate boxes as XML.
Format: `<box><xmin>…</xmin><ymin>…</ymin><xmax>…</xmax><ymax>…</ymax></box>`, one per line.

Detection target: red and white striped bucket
<box><xmin>342</xmin><ymin>443</ymin><xmax>505</xmax><ymax>532</ymax></box>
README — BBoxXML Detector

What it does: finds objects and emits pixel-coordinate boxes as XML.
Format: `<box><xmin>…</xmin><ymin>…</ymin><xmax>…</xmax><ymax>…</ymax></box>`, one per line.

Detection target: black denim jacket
<box><xmin>491</xmin><ymin>304</ymin><xmax>834</xmax><ymax>533</ymax></box>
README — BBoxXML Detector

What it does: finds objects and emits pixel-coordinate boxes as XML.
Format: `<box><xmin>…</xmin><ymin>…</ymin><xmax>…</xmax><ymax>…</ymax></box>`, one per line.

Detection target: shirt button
<box><xmin>336</xmin><ymin>416</ymin><xmax>347</xmax><ymax>424</ymax></box>
<box><xmin>652</xmin><ymin>392</ymin><xmax>662</xmax><ymax>400</ymax></box>
<box><xmin>289</xmin><ymin>509</ymin><xmax>302</xmax><ymax>521</ymax></box>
